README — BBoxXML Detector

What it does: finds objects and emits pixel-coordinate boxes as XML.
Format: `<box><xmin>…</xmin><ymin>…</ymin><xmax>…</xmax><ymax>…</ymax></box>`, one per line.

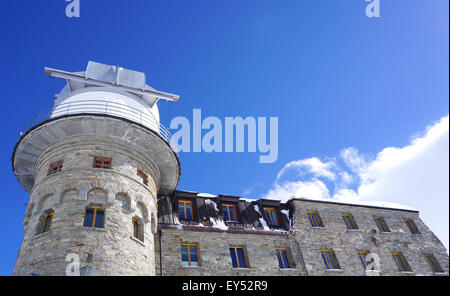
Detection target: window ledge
<box><xmin>400</xmin><ymin>271</ymin><xmax>414</xmax><ymax>274</ymax></box>
<box><xmin>311</xmin><ymin>226</ymin><xmax>325</xmax><ymax>229</ymax></box>
<box><xmin>379</xmin><ymin>231</ymin><xmax>391</xmax><ymax>234</ymax></box>
<box><xmin>81</xmin><ymin>227</ymin><xmax>106</xmax><ymax>232</ymax></box>
<box><xmin>33</xmin><ymin>231</ymin><xmax>51</xmax><ymax>240</ymax></box>
<box><xmin>232</xmin><ymin>268</ymin><xmax>251</xmax><ymax>270</ymax></box>
<box><xmin>433</xmin><ymin>272</ymin><xmax>447</xmax><ymax>275</ymax></box>
<box><xmin>130</xmin><ymin>235</ymin><xmax>146</xmax><ymax>246</ymax></box>
<box><xmin>279</xmin><ymin>268</ymin><xmax>297</xmax><ymax>271</ymax></box>
<box><xmin>346</xmin><ymin>229</ymin><xmax>360</xmax><ymax>232</ymax></box>
<box><xmin>326</xmin><ymin>269</ymin><xmax>344</xmax><ymax>272</ymax></box>
<box><xmin>181</xmin><ymin>265</ymin><xmax>200</xmax><ymax>268</ymax></box>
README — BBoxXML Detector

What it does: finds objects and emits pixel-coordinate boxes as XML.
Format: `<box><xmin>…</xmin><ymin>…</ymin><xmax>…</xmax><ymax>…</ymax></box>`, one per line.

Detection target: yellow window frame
<box><xmin>132</xmin><ymin>217</ymin><xmax>140</xmax><ymax>240</ymax></box>
<box><xmin>423</xmin><ymin>254</ymin><xmax>441</xmax><ymax>273</ymax></box>
<box><xmin>342</xmin><ymin>214</ymin><xmax>357</xmax><ymax>229</ymax></box>
<box><xmin>178</xmin><ymin>199</ymin><xmax>194</xmax><ymax>220</ymax></box>
<box><xmin>85</xmin><ymin>206</ymin><xmax>104</xmax><ymax>228</ymax></box>
<box><xmin>321</xmin><ymin>250</ymin><xmax>338</xmax><ymax>269</ymax></box>
<box><xmin>307</xmin><ymin>211</ymin><xmax>323</xmax><ymax>227</ymax></box>
<box><xmin>264</xmin><ymin>207</ymin><xmax>279</xmax><ymax>226</ymax></box>
<box><xmin>275</xmin><ymin>248</ymin><xmax>290</xmax><ymax>269</ymax></box>
<box><xmin>374</xmin><ymin>217</ymin><xmax>389</xmax><ymax>232</ymax></box>
<box><xmin>392</xmin><ymin>252</ymin><xmax>409</xmax><ymax>271</ymax></box>
<box><xmin>41</xmin><ymin>211</ymin><xmax>54</xmax><ymax>233</ymax></box>
<box><xmin>181</xmin><ymin>243</ymin><xmax>198</xmax><ymax>266</ymax></box>
<box><xmin>222</xmin><ymin>203</ymin><xmax>238</xmax><ymax>222</ymax></box>
<box><xmin>358</xmin><ymin>251</ymin><xmax>369</xmax><ymax>269</ymax></box>
<box><xmin>230</xmin><ymin>246</ymin><xmax>246</xmax><ymax>268</ymax></box>
<box><xmin>404</xmin><ymin>219</ymin><xmax>419</xmax><ymax>234</ymax></box>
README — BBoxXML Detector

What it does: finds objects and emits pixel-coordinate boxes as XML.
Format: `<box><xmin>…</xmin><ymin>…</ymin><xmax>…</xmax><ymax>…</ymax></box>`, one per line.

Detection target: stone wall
<box><xmin>13</xmin><ymin>136</ymin><xmax>159</xmax><ymax>276</ymax></box>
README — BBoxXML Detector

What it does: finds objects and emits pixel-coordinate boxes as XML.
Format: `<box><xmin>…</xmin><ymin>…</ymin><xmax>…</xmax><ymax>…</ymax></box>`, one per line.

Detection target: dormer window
<box><xmin>93</xmin><ymin>157</ymin><xmax>111</xmax><ymax>169</ymax></box>
<box><xmin>222</xmin><ymin>203</ymin><xmax>238</xmax><ymax>223</ymax></box>
<box><xmin>178</xmin><ymin>200</ymin><xmax>194</xmax><ymax>220</ymax></box>
<box><xmin>48</xmin><ymin>161</ymin><xmax>63</xmax><ymax>175</ymax></box>
<box><xmin>263</xmin><ymin>207</ymin><xmax>279</xmax><ymax>226</ymax></box>
<box><xmin>137</xmin><ymin>169</ymin><xmax>148</xmax><ymax>186</ymax></box>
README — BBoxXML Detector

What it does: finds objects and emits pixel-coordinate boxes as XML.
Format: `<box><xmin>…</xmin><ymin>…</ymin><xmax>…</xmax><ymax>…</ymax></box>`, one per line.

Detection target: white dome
<box><xmin>51</xmin><ymin>86</ymin><xmax>160</xmax><ymax>133</ymax></box>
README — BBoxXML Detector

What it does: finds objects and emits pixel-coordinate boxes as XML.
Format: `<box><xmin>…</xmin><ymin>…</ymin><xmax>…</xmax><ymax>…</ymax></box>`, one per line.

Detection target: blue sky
<box><xmin>0</xmin><ymin>1</ymin><xmax>448</xmax><ymax>275</ymax></box>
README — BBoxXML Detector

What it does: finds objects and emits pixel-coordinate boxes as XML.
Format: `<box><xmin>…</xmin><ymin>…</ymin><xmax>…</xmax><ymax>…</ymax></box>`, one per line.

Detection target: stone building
<box><xmin>11</xmin><ymin>62</ymin><xmax>448</xmax><ymax>276</ymax></box>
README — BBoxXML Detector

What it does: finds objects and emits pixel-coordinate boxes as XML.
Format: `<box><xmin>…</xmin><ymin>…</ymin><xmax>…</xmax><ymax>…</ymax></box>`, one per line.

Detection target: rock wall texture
<box><xmin>13</xmin><ymin>136</ymin><xmax>158</xmax><ymax>276</ymax></box>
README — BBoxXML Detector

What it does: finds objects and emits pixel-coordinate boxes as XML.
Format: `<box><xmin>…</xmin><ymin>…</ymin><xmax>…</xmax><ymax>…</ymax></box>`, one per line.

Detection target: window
<box><xmin>404</xmin><ymin>219</ymin><xmax>420</xmax><ymax>234</ymax></box>
<box><xmin>342</xmin><ymin>214</ymin><xmax>358</xmax><ymax>230</ymax></box>
<box><xmin>374</xmin><ymin>217</ymin><xmax>390</xmax><ymax>232</ymax></box>
<box><xmin>132</xmin><ymin>217</ymin><xmax>143</xmax><ymax>241</ymax></box>
<box><xmin>229</xmin><ymin>247</ymin><xmax>247</xmax><ymax>268</ymax></box>
<box><xmin>222</xmin><ymin>203</ymin><xmax>238</xmax><ymax>223</ymax></box>
<box><xmin>358</xmin><ymin>251</ymin><xmax>370</xmax><ymax>270</ymax></box>
<box><xmin>83</xmin><ymin>206</ymin><xmax>105</xmax><ymax>228</ymax></box>
<box><xmin>392</xmin><ymin>253</ymin><xmax>411</xmax><ymax>272</ymax></box>
<box><xmin>181</xmin><ymin>244</ymin><xmax>198</xmax><ymax>267</ymax></box>
<box><xmin>137</xmin><ymin>169</ymin><xmax>148</xmax><ymax>186</ymax></box>
<box><xmin>308</xmin><ymin>211</ymin><xmax>323</xmax><ymax>227</ymax></box>
<box><xmin>48</xmin><ymin>161</ymin><xmax>63</xmax><ymax>175</ymax></box>
<box><xmin>423</xmin><ymin>254</ymin><xmax>443</xmax><ymax>273</ymax></box>
<box><xmin>321</xmin><ymin>250</ymin><xmax>340</xmax><ymax>270</ymax></box>
<box><xmin>40</xmin><ymin>211</ymin><xmax>54</xmax><ymax>234</ymax></box>
<box><xmin>264</xmin><ymin>207</ymin><xmax>279</xmax><ymax>226</ymax></box>
<box><xmin>178</xmin><ymin>200</ymin><xmax>194</xmax><ymax>220</ymax></box>
<box><xmin>275</xmin><ymin>248</ymin><xmax>291</xmax><ymax>269</ymax></box>
<box><xmin>93</xmin><ymin>157</ymin><xmax>111</xmax><ymax>169</ymax></box>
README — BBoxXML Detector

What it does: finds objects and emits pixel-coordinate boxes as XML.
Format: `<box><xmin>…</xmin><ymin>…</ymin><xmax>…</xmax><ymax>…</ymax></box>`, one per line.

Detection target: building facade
<box><xmin>11</xmin><ymin>62</ymin><xmax>449</xmax><ymax>276</ymax></box>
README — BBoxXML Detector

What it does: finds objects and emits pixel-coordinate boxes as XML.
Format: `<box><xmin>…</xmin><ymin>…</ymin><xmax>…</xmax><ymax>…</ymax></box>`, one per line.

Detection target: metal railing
<box><xmin>22</xmin><ymin>100</ymin><xmax>174</xmax><ymax>149</ymax></box>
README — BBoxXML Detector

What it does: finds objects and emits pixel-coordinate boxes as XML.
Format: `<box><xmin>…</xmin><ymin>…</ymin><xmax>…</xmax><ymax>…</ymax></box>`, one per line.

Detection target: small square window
<box><xmin>392</xmin><ymin>253</ymin><xmax>411</xmax><ymax>272</ymax></box>
<box><xmin>308</xmin><ymin>211</ymin><xmax>324</xmax><ymax>227</ymax></box>
<box><xmin>404</xmin><ymin>219</ymin><xmax>420</xmax><ymax>234</ymax></box>
<box><xmin>321</xmin><ymin>250</ymin><xmax>340</xmax><ymax>270</ymax></box>
<box><xmin>374</xmin><ymin>217</ymin><xmax>390</xmax><ymax>232</ymax></box>
<box><xmin>178</xmin><ymin>200</ymin><xmax>194</xmax><ymax>220</ymax></box>
<box><xmin>181</xmin><ymin>244</ymin><xmax>199</xmax><ymax>267</ymax></box>
<box><xmin>83</xmin><ymin>207</ymin><xmax>105</xmax><ymax>228</ymax></box>
<box><xmin>275</xmin><ymin>248</ymin><xmax>291</xmax><ymax>269</ymax></box>
<box><xmin>342</xmin><ymin>214</ymin><xmax>358</xmax><ymax>230</ymax></box>
<box><xmin>93</xmin><ymin>157</ymin><xmax>112</xmax><ymax>169</ymax></box>
<box><xmin>229</xmin><ymin>247</ymin><xmax>247</xmax><ymax>268</ymax></box>
<box><xmin>222</xmin><ymin>203</ymin><xmax>238</xmax><ymax>223</ymax></box>
<box><xmin>423</xmin><ymin>254</ymin><xmax>443</xmax><ymax>273</ymax></box>
<box><xmin>48</xmin><ymin>161</ymin><xmax>63</xmax><ymax>175</ymax></box>
<box><xmin>264</xmin><ymin>207</ymin><xmax>279</xmax><ymax>226</ymax></box>
<box><xmin>40</xmin><ymin>211</ymin><xmax>54</xmax><ymax>234</ymax></box>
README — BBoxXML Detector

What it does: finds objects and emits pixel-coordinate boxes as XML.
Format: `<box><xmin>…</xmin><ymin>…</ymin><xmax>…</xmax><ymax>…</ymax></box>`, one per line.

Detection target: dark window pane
<box><xmin>84</xmin><ymin>209</ymin><xmax>94</xmax><ymax>227</ymax></box>
<box><xmin>237</xmin><ymin>248</ymin><xmax>246</xmax><ymax>268</ymax></box>
<box><xmin>179</xmin><ymin>202</ymin><xmax>185</xmax><ymax>219</ymax></box>
<box><xmin>181</xmin><ymin>245</ymin><xmax>189</xmax><ymax>266</ymax></box>
<box><xmin>281</xmin><ymin>250</ymin><xmax>290</xmax><ymax>268</ymax></box>
<box><xmin>42</xmin><ymin>215</ymin><xmax>52</xmax><ymax>233</ymax></box>
<box><xmin>190</xmin><ymin>246</ymin><xmax>198</xmax><ymax>266</ymax></box>
<box><xmin>270</xmin><ymin>211</ymin><xmax>278</xmax><ymax>226</ymax></box>
<box><xmin>133</xmin><ymin>221</ymin><xmax>138</xmax><ymax>238</ymax></box>
<box><xmin>229</xmin><ymin>248</ymin><xmax>238</xmax><ymax>268</ymax></box>
<box><xmin>276</xmin><ymin>250</ymin><xmax>283</xmax><ymax>268</ymax></box>
<box><xmin>223</xmin><ymin>206</ymin><xmax>230</xmax><ymax>222</ymax></box>
<box><xmin>94</xmin><ymin>210</ymin><xmax>104</xmax><ymax>228</ymax></box>
<box><xmin>185</xmin><ymin>203</ymin><xmax>192</xmax><ymax>220</ymax></box>
<box><xmin>229</xmin><ymin>207</ymin><xmax>236</xmax><ymax>222</ymax></box>
<box><xmin>321</xmin><ymin>252</ymin><xmax>329</xmax><ymax>268</ymax></box>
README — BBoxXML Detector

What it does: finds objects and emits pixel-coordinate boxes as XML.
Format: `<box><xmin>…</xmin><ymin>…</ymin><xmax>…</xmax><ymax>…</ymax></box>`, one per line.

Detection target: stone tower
<box><xmin>11</xmin><ymin>61</ymin><xmax>180</xmax><ymax>275</ymax></box>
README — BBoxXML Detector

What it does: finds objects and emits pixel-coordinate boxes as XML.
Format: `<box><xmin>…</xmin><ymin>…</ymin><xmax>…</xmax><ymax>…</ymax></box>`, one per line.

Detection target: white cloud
<box><xmin>276</xmin><ymin>157</ymin><xmax>337</xmax><ymax>181</ymax></box>
<box><xmin>261</xmin><ymin>115</ymin><xmax>449</xmax><ymax>251</ymax></box>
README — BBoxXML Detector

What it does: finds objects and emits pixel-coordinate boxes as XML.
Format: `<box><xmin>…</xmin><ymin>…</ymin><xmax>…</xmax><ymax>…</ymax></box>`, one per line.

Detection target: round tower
<box><xmin>11</xmin><ymin>61</ymin><xmax>180</xmax><ymax>276</ymax></box>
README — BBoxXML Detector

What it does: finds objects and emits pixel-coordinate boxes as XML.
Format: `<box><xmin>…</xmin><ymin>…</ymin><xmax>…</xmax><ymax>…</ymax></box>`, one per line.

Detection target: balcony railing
<box><xmin>22</xmin><ymin>100</ymin><xmax>175</xmax><ymax>150</ymax></box>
